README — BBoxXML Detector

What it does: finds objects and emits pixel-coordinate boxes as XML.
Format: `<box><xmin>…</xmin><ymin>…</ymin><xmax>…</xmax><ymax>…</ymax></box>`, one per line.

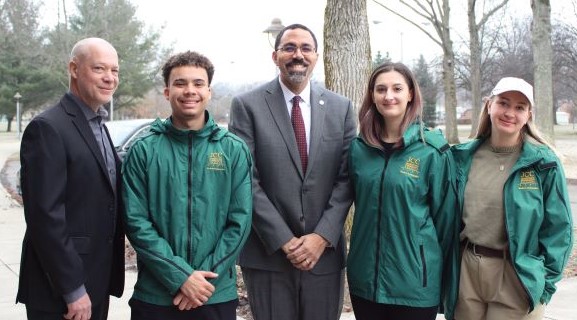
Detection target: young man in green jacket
<box><xmin>122</xmin><ymin>51</ymin><xmax>252</xmax><ymax>320</ymax></box>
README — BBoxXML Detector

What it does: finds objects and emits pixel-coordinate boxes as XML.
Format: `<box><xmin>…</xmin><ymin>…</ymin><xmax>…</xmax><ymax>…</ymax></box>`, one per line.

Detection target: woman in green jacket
<box><xmin>347</xmin><ymin>62</ymin><xmax>457</xmax><ymax>319</ymax></box>
<box><xmin>449</xmin><ymin>77</ymin><xmax>573</xmax><ymax>320</ymax></box>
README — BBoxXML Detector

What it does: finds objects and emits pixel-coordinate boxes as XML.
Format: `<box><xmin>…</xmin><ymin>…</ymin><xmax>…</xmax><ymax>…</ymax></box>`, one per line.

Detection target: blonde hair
<box><xmin>475</xmin><ymin>96</ymin><xmax>559</xmax><ymax>155</ymax></box>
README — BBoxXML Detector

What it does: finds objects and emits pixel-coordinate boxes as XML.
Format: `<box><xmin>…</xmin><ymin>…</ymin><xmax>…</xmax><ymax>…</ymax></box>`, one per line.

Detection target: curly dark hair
<box><xmin>161</xmin><ymin>51</ymin><xmax>215</xmax><ymax>87</ymax></box>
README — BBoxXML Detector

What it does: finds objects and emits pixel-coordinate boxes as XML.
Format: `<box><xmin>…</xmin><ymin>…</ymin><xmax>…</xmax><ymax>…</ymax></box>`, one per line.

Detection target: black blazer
<box><xmin>17</xmin><ymin>93</ymin><xmax>124</xmax><ymax>312</ymax></box>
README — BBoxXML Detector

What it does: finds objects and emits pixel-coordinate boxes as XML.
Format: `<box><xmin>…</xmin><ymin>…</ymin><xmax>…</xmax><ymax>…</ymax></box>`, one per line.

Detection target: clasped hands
<box><xmin>171</xmin><ymin>233</ymin><xmax>328</xmax><ymax>311</ymax></box>
<box><xmin>282</xmin><ymin>233</ymin><xmax>328</xmax><ymax>271</ymax></box>
<box><xmin>173</xmin><ymin>270</ymin><xmax>218</xmax><ymax>311</ymax></box>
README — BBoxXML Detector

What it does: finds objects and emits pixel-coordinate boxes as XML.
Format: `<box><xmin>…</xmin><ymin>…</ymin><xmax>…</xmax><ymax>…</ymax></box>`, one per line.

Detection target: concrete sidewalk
<box><xmin>1</xmin><ymin>132</ymin><xmax>575</xmax><ymax>319</ymax></box>
<box><xmin>0</xmin><ymin>135</ymin><xmax>134</xmax><ymax>320</ymax></box>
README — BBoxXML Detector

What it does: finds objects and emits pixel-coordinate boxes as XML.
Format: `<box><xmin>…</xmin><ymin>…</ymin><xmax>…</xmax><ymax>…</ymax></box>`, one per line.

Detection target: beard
<box><xmin>286</xmin><ymin>70</ymin><xmax>307</xmax><ymax>84</ymax></box>
<box><xmin>283</xmin><ymin>58</ymin><xmax>310</xmax><ymax>85</ymax></box>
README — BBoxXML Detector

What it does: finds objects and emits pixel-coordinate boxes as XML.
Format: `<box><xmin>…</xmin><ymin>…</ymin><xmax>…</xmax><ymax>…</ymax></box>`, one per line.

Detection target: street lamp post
<box><xmin>400</xmin><ymin>31</ymin><xmax>404</xmax><ymax>63</ymax></box>
<box><xmin>263</xmin><ymin>18</ymin><xmax>285</xmax><ymax>76</ymax></box>
<box><xmin>14</xmin><ymin>92</ymin><xmax>22</xmax><ymax>139</ymax></box>
<box><xmin>110</xmin><ymin>97</ymin><xmax>114</xmax><ymax>121</ymax></box>
<box><xmin>263</xmin><ymin>18</ymin><xmax>285</xmax><ymax>48</ymax></box>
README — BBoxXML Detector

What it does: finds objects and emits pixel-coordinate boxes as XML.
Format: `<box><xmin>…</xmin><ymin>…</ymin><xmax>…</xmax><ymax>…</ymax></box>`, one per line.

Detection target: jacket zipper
<box><xmin>420</xmin><ymin>245</ymin><xmax>428</xmax><ymax>287</ymax></box>
<box><xmin>503</xmin><ymin>166</ymin><xmax>535</xmax><ymax>310</ymax></box>
<box><xmin>187</xmin><ymin>132</ymin><xmax>193</xmax><ymax>263</ymax></box>
<box><xmin>211</xmin><ymin>240</ymin><xmax>245</xmax><ymax>272</ymax></box>
<box><xmin>143</xmin><ymin>245</ymin><xmax>191</xmax><ymax>275</ymax></box>
<box><xmin>373</xmin><ymin>154</ymin><xmax>389</xmax><ymax>301</ymax></box>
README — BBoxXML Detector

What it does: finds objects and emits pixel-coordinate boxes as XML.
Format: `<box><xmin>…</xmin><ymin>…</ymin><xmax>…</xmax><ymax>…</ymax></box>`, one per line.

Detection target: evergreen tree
<box><xmin>56</xmin><ymin>0</ymin><xmax>168</xmax><ymax>112</ymax></box>
<box><xmin>0</xmin><ymin>0</ymin><xmax>58</xmax><ymax>132</ymax></box>
<box><xmin>413</xmin><ymin>55</ymin><xmax>438</xmax><ymax>128</ymax></box>
<box><xmin>0</xmin><ymin>0</ymin><xmax>170</xmax><ymax>130</ymax></box>
<box><xmin>372</xmin><ymin>50</ymin><xmax>390</xmax><ymax>69</ymax></box>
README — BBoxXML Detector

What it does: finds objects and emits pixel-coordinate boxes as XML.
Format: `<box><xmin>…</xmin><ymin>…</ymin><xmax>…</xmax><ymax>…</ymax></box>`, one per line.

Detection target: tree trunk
<box><xmin>467</xmin><ymin>0</ymin><xmax>509</xmax><ymax>137</ymax></box>
<box><xmin>324</xmin><ymin>0</ymin><xmax>372</xmax><ymax>112</ymax></box>
<box><xmin>468</xmin><ymin>0</ymin><xmax>482</xmax><ymax>137</ymax></box>
<box><xmin>441</xmin><ymin>0</ymin><xmax>460</xmax><ymax>144</ymax></box>
<box><xmin>531</xmin><ymin>0</ymin><xmax>555</xmax><ymax>140</ymax></box>
<box><xmin>443</xmin><ymin>50</ymin><xmax>459</xmax><ymax>144</ymax></box>
<box><xmin>324</xmin><ymin>0</ymin><xmax>371</xmax><ymax>237</ymax></box>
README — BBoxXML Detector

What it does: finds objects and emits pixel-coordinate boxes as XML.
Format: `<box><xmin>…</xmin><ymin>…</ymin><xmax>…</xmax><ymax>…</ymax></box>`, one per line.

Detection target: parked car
<box><xmin>16</xmin><ymin>118</ymin><xmax>155</xmax><ymax>195</ymax></box>
<box><xmin>105</xmin><ymin>118</ymin><xmax>155</xmax><ymax>160</ymax></box>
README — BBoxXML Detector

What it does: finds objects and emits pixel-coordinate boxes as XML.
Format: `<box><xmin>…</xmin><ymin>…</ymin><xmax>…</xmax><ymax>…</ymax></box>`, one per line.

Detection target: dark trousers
<box><xmin>242</xmin><ymin>267</ymin><xmax>344</xmax><ymax>320</ymax></box>
<box><xmin>26</xmin><ymin>298</ymin><xmax>110</xmax><ymax>320</ymax></box>
<box><xmin>129</xmin><ymin>298</ymin><xmax>238</xmax><ymax>320</ymax></box>
<box><xmin>351</xmin><ymin>294</ymin><xmax>438</xmax><ymax>320</ymax></box>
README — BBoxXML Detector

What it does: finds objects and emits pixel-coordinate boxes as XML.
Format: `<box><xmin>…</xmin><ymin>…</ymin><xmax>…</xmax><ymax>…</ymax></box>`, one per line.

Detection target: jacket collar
<box><xmin>356</xmin><ymin>122</ymin><xmax>422</xmax><ymax>150</ymax></box>
<box><xmin>453</xmin><ymin>136</ymin><xmax>548</xmax><ymax>170</ymax></box>
<box><xmin>60</xmin><ymin>93</ymin><xmax>116</xmax><ymax>192</ymax></box>
<box><xmin>150</xmin><ymin>111</ymin><xmax>224</xmax><ymax>141</ymax></box>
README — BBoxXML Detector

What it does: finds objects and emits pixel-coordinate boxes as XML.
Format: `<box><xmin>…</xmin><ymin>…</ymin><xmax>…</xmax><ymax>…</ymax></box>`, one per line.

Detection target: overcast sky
<box><xmin>40</xmin><ymin>0</ymin><xmax>573</xmax><ymax>85</ymax></box>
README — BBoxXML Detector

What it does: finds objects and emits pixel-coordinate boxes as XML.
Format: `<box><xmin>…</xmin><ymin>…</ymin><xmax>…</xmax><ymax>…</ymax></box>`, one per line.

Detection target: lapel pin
<box><xmin>319</xmin><ymin>100</ymin><xmax>325</xmax><ymax>106</ymax></box>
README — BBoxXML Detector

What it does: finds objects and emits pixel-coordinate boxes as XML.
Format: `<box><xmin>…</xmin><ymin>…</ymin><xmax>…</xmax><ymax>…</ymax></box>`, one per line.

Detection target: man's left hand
<box><xmin>286</xmin><ymin>233</ymin><xmax>328</xmax><ymax>271</ymax></box>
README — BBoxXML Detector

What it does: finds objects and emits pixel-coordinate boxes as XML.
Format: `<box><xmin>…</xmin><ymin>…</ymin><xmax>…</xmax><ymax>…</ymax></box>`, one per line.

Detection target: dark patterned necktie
<box><xmin>291</xmin><ymin>96</ymin><xmax>308</xmax><ymax>173</ymax></box>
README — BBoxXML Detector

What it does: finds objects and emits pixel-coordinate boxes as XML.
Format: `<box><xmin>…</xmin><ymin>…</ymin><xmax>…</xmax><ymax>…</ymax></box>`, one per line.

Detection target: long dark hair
<box><xmin>358</xmin><ymin>62</ymin><xmax>423</xmax><ymax>148</ymax></box>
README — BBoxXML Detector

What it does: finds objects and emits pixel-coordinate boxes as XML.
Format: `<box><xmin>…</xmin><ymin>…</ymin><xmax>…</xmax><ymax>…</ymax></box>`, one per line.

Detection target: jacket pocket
<box><xmin>420</xmin><ymin>245</ymin><xmax>428</xmax><ymax>287</ymax></box>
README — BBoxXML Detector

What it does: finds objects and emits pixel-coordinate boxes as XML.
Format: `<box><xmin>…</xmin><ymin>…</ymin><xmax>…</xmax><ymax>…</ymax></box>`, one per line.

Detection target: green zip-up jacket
<box><xmin>122</xmin><ymin>114</ymin><xmax>252</xmax><ymax>306</ymax></box>
<box><xmin>446</xmin><ymin>138</ymin><xmax>573</xmax><ymax>319</ymax></box>
<box><xmin>347</xmin><ymin>123</ymin><xmax>457</xmax><ymax>310</ymax></box>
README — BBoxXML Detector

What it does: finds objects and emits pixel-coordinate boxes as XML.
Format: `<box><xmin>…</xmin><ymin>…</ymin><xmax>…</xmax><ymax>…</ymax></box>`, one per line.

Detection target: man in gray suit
<box><xmin>229</xmin><ymin>24</ymin><xmax>356</xmax><ymax>320</ymax></box>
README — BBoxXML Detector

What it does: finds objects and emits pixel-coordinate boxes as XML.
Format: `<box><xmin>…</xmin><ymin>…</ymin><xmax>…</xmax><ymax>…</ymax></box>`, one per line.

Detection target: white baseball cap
<box><xmin>491</xmin><ymin>77</ymin><xmax>535</xmax><ymax>108</ymax></box>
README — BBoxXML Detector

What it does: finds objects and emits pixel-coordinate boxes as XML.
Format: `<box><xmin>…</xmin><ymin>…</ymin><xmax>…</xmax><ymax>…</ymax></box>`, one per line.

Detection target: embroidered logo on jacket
<box><xmin>207</xmin><ymin>152</ymin><xmax>225</xmax><ymax>171</ymax></box>
<box><xmin>401</xmin><ymin>156</ymin><xmax>420</xmax><ymax>178</ymax></box>
<box><xmin>518</xmin><ymin>169</ymin><xmax>538</xmax><ymax>190</ymax></box>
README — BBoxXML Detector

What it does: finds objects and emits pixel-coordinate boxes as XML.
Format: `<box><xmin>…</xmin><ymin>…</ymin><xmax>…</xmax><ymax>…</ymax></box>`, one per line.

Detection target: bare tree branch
<box><xmin>477</xmin><ymin>0</ymin><xmax>509</xmax><ymax>27</ymax></box>
<box><xmin>372</xmin><ymin>0</ymin><xmax>442</xmax><ymax>46</ymax></box>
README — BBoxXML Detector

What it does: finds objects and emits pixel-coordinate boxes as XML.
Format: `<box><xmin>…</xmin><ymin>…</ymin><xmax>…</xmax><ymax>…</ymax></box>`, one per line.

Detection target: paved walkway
<box><xmin>1</xmin><ymin>130</ymin><xmax>576</xmax><ymax>319</ymax></box>
<box><xmin>0</xmin><ymin>135</ymin><xmax>134</xmax><ymax>319</ymax></box>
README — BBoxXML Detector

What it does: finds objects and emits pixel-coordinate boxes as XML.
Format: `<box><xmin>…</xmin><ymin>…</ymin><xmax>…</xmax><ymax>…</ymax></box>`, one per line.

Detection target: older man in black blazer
<box><xmin>17</xmin><ymin>37</ymin><xmax>124</xmax><ymax>320</ymax></box>
<box><xmin>229</xmin><ymin>24</ymin><xmax>356</xmax><ymax>320</ymax></box>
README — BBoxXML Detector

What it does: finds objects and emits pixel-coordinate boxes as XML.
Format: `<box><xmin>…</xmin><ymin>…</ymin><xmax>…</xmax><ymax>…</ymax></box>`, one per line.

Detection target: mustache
<box><xmin>287</xmin><ymin>59</ymin><xmax>307</xmax><ymax>67</ymax></box>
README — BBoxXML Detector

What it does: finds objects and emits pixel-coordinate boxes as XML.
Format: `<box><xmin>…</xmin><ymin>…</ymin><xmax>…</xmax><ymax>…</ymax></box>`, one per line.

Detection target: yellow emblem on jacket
<box><xmin>207</xmin><ymin>152</ymin><xmax>225</xmax><ymax>171</ymax></box>
<box><xmin>518</xmin><ymin>169</ymin><xmax>538</xmax><ymax>190</ymax></box>
<box><xmin>401</xmin><ymin>156</ymin><xmax>420</xmax><ymax>178</ymax></box>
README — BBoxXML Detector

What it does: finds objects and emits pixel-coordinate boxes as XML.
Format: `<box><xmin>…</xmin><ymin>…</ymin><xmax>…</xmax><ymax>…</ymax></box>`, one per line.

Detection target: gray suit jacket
<box><xmin>229</xmin><ymin>79</ymin><xmax>356</xmax><ymax>274</ymax></box>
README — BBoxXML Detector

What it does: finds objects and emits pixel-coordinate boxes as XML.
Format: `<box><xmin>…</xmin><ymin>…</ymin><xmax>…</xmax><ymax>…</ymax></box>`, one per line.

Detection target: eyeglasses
<box><xmin>276</xmin><ymin>44</ymin><xmax>316</xmax><ymax>55</ymax></box>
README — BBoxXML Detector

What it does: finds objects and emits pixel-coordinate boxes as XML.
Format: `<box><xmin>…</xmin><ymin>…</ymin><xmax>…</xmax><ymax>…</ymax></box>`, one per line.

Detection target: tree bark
<box><xmin>440</xmin><ymin>0</ymin><xmax>459</xmax><ymax>144</ymax></box>
<box><xmin>531</xmin><ymin>0</ymin><xmax>555</xmax><ymax>140</ymax></box>
<box><xmin>324</xmin><ymin>0</ymin><xmax>372</xmax><ymax>112</ymax></box>
<box><xmin>468</xmin><ymin>0</ymin><xmax>481</xmax><ymax>137</ymax></box>
<box><xmin>467</xmin><ymin>0</ymin><xmax>508</xmax><ymax>137</ymax></box>
<box><xmin>442</xmin><ymin>43</ymin><xmax>459</xmax><ymax>143</ymax></box>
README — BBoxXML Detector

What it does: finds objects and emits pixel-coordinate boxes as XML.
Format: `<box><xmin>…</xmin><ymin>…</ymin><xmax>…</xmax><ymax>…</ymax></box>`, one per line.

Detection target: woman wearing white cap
<box><xmin>445</xmin><ymin>77</ymin><xmax>574</xmax><ymax>319</ymax></box>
